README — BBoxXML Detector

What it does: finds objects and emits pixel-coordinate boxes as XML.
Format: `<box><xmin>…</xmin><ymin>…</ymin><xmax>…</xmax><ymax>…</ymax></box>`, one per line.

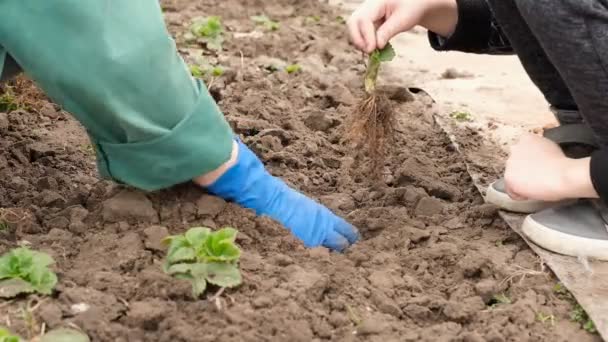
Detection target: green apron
<box><xmin>0</xmin><ymin>0</ymin><xmax>234</xmax><ymax>191</ymax></box>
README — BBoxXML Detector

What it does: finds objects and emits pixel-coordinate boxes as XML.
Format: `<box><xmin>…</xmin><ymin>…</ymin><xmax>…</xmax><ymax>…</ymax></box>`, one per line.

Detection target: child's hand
<box><xmin>348</xmin><ymin>0</ymin><xmax>459</xmax><ymax>53</ymax></box>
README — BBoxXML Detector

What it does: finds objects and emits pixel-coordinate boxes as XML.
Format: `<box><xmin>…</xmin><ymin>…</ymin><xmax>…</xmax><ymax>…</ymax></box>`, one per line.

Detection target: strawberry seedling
<box><xmin>346</xmin><ymin>43</ymin><xmax>397</xmax><ymax>175</ymax></box>
<box><xmin>0</xmin><ymin>247</ymin><xmax>57</xmax><ymax>298</ymax></box>
<box><xmin>251</xmin><ymin>15</ymin><xmax>280</xmax><ymax>31</ymax></box>
<box><xmin>163</xmin><ymin>227</ymin><xmax>242</xmax><ymax>298</ymax></box>
<box><xmin>189</xmin><ymin>16</ymin><xmax>224</xmax><ymax>51</ymax></box>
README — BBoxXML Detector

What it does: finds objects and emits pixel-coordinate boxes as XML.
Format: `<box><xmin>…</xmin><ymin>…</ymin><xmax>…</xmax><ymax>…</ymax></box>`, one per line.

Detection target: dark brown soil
<box><xmin>0</xmin><ymin>0</ymin><xmax>601</xmax><ymax>341</ymax></box>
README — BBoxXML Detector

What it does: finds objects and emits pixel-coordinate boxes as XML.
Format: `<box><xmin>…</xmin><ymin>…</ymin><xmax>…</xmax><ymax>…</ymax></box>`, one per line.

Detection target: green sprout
<box><xmin>251</xmin><ymin>15</ymin><xmax>280</xmax><ymax>31</ymax></box>
<box><xmin>364</xmin><ymin>43</ymin><xmax>396</xmax><ymax>94</ymax></box>
<box><xmin>285</xmin><ymin>64</ymin><xmax>302</xmax><ymax>74</ymax></box>
<box><xmin>489</xmin><ymin>293</ymin><xmax>512</xmax><ymax>308</ymax></box>
<box><xmin>0</xmin><ymin>247</ymin><xmax>58</xmax><ymax>298</ymax></box>
<box><xmin>571</xmin><ymin>304</ymin><xmax>597</xmax><ymax>334</ymax></box>
<box><xmin>536</xmin><ymin>312</ymin><xmax>556</xmax><ymax>326</ymax></box>
<box><xmin>450</xmin><ymin>111</ymin><xmax>473</xmax><ymax>122</ymax></box>
<box><xmin>190</xmin><ymin>16</ymin><xmax>224</xmax><ymax>51</ymax></box>
<box><xmin>305</xmin><ymin>15</ymin><xmax>321</xmax><ymax>25</ymax></box>
<box><xmin>163</xmin><ymin>227</ymin><xmax>242</xmax><ymax>298</ymax></box>
<box><xmin>190</xmin><ymin>63</ymin><xmax>225</xmax><ymax>80</ymax></box>
<box><xmin>0</xmin><ymin>327</ymin><xmax>20</xmax><ymax>342</ymax></box>
<box><xmin>336</xmin><ymin>16</ymin><xmax>346</xmax><ymax>24</ymax></box>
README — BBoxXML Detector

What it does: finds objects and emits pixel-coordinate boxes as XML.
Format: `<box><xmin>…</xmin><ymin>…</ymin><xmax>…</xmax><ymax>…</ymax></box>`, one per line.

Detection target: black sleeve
<box><xmin>590</xmin><ymin>149</ymin><xmax>608</xmax><ymax>202</ymax></box>
<box><xmin>428</xmin><ymin>0</ymin><xmax>514</xmax><ymax>55</ymax></box>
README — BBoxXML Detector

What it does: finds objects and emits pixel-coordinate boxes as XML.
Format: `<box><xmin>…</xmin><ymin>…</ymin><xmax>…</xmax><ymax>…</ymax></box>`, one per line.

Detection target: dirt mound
<box><xmin>0</xmin><ymin>0</ymin><xmax>600</xmax><ymax>341</ymax></box>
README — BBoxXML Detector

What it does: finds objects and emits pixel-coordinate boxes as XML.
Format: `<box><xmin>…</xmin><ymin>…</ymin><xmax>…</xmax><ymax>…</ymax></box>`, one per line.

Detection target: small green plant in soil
<box><xmin>0</xmin><ymin>92</ymin><xmax>19</xmax><ymax>113</ymax></box>
<box><xmin>346</xmin><ymin>43</ymin><xmax>397</xmax><ymax>174</ymax></box>
<box><xmin>251</xmin><ymin>15</ymin><xmax>280</xmax><ymax>31</ymax></box>
<box><xmin>536</xmin><ymin>312</ymin><xmax>556</xmax><ymax>326</ymax></box>
<box><xmin>0</xmin><ymin>327</ymin><xmax>20</xmax><ymax>342</ymax></box>
<box><xmin>0</xmin><ymin>247</ymin><xmax>57</xmax><ymax>298</ymax></box>
<box><xmin>450</xmin><ymin>111</ymin><xmax>473</xmax><ymax>122</ymax></box>
<box><xmin>189</xmin><ymin>16</ymin><xmax>224</xmax><ymax>51</ymax></box>
<box><xmin>190</xmin><ymin>63</ymin><xmax>225</xmax><ymax>79</ymax></box>
<box><xmin>285</xmin><ymin>64</ymin><xmax>302</xmax><ymax>74</ymax></box>
<box><xmin>304</xmin><ymin>15</ymin><xmax>321</xmax><ymax>25</ymax></box>
<box><xmin>552</xmin><ymin>282</ymin><xmax>597</xmax><ymax>334</ymax></box>
<box><xmin>489</xmin><ymin>293</ymin><xmax>512</xmax><ymax>308</ymax></box>
<box><xmin>571</xmin><ymin>304</ymin><xmax>597</xmax><ymax>334</ymax></box>
<box><xmin>163</xmin><ymin>227</ymin><xmax>242</xmax><ymax>298</ymax></box>
<box><xmin>335</xmin><ymin>16</ymin><xmax>346</xmax><ymax>24</ymax></box>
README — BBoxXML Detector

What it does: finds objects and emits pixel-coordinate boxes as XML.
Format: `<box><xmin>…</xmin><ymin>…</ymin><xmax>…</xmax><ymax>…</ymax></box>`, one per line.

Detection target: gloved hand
<box><xmin>206</xmin><ymin>140</ymin><xmax>360</xmax><ymax>251</ymax></box>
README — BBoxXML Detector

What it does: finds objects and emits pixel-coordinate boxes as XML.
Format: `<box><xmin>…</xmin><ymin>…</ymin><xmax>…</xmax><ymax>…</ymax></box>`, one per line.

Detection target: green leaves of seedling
<box><xmin>163</xmin><ymin>227</ymin><xmax>242</xmax><ymax>298</ymax></box>
<box><xmin>285</xmin><ymin>64</ymin><xmax>302</xmax><ymax>74</ymax></box>
<box><xmin>189</xmin><ymin>16</ymin><xmax>224</xmax><ymax>51</ymax></box>
<box><xmin>190</xmin><ymin>64</ymin><xmax>224</xmax><ymax>80</ymax></box>
<box><xmin>251</xmin><ymin>15</ymin><xmax>280</xmax><ymax>31</ymax></box>
<box><xmin>0</xmin><ymin>247</ymin><xmax>57</xmax><ymax>298</ymax></box>
<box><xmin>0</xmin><ymin>327</ymin><xmax>20</xmax><ymax>342</ymax></box>
<box><xmin>365</xmin><ymin>43</ymin><xmax>396</xmax><ymax>94</ymax></box>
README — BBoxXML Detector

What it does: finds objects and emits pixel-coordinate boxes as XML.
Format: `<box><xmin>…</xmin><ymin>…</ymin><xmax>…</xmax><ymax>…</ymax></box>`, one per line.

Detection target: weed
<box><xmin>251</xmin><ymin>15</ymin><xmax>280</xmax><ymax>31</ymax></box>
<box><xmin>305</xmin><ymin>15</ymin><xmax>321</xmax><ymax>25</ymax></box>
<box><xmin>189</xmin><ymin>16</ymin><xmax>224</xmax><ymax>51</ymax></box>
<box><xmin>0</xmin><ymin>92</ymin><xmax>18</xmax><ymax>112</ymax></box>
<box><xmin>285</xmin><ymin>64</ymin><xmax>302</xmax><ymax>74</ymax></box>
<box><xmin>163</xmin><ymin>227</ymin><xmax>242</xmax><ymax>298</ymax></box>
<box><xmin>346</xmin><ymin>43</ymin><xmax>397</xmax><ymax>176</ymax></box>
<box><xmin>552</xmin><ymin>282</ymin><xmax>598</xmax><ymax>334</ymax></box>
<box><xmin>0</xmin><ymin>221</ymin><xmax>8</xmax><ymax>233</ymax></box>
<box><xmin>571</xmin><ymin>304</ymin><xmax>597</xmax><ymax>334</ymax></box>
<box><xmin>450</xmin><ymin>111</ymin><xmax>473</xmax><ymax>122</ymax></box>
<box><xmin>0</xmin><ymin>247</ymin><xmax>58</xmax><ymax>298</ymax></box>
<box><xmin>336</xmin><ymin>16</ymin><xmax>346</xmax><ymax>24</ymax></box>
<box><xmin>489</xmin><ymin>293</ymin><xmax>512</xmax><ymax>308</ymax></box>
<box><xmin>536</xmin><ymin>312</ymin><xmax>556</xmax><ymax>326</ymax></box>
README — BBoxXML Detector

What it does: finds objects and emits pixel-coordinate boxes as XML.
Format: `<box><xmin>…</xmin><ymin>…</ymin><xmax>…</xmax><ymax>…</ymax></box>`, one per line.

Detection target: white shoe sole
<box><xmin>522</xmin><ymin>215</ymin><xmax>608</xmax><ymax>261</ymax></box>
<box><xmin>485</xmin><ymin>183</ymin><xmax>555</xmax><ymax>214</ymax></box>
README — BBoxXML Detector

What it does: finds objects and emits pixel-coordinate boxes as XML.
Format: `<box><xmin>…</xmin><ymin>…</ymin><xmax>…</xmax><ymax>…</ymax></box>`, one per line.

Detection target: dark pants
<box><xmin>487</xmin><ymin>0</ymin><xmax>608</xmax><ymax>147</ymax></box>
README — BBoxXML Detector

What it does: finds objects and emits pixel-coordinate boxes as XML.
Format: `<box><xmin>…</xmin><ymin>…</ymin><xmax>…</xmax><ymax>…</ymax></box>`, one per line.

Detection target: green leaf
<box><xmin>375</xmin><ymin>43</ymin><xmax>396</xmax><ymax>62</ymax></box>
<box><xmin>168</xmin><ymin>246</ymin><xmax>196</xmax><ymax>264</ymax></box>
<box><xmin>166</xmin><ymin>263</ymin><xmax>193</xmax><ymax>276</ymax></box>
<box><xmin>39</xmin><ymin>328</ymin><xmax>90</xmax><ymax>342</ymax></box>
<box><xmin>185</xmin><ymin>227</ymin><xmax>212</xmax><ymax>247</ymax></box>
<box><xmin>190</xmin><ymin>65</ymin><xmax>204</xmax><ymax>78</ymax></box>
<box><xmin>285</xmin><ymin>64</ymin><xmax>302</xmax><ymax>74</ymax></box>
<box><xmin>206</xmin><ymin>263</ymin><xmax>242</xmax><ymax>288</ymax></box>
<box><xmin>251</xmin><ymin>15</ymin><xmax>280</xmax><ymax>31</ymax></box>
<box><xmin>0</xmin><ymin>278</ymin><xmax>36</xmax><ymax>298</ymax></box>
<box><xmin>0</xmin><ymin>248</ymin><xmax>57</xmax><ymax>297</ymax></box>
<box><xmin>0</xmin><ymin>327</ymin><xmax>21</xmax><ymax>342</ymax></box>
<box><xmin>203</xmin><ymin>228</ymin><xmax>241</xmax><ymax>262</ymax></box>
<box><xmin>189</xmin><ymin>264</ymin><xmax>208</xmax><ymax>298</ymax></box>
<box><xmin>28</xmin><ymin>265</ymin><xmax>57</xmax><ymax>295</ymax></box>
<box><xmin>190</xmin><ymin>16</ymin><xmax>224</xmax><ymax>51</ymax></box>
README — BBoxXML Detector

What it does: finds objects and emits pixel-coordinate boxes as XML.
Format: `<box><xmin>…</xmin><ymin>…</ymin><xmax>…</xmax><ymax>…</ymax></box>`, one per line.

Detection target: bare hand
<box><xmin>347</xmin><ymin>0</ymin><xmax>459</xmax><ymax>53</ymax></box>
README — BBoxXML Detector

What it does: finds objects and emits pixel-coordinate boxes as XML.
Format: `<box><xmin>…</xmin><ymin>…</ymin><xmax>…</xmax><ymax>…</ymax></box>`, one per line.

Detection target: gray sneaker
<box><xmin>522</xmin><ymin>200</ymin><xmax>608</xmax><ymax>261</ymax></box>
<box><xmin>485</xmin><ymin>179</ymin><xmax>560</xmax><ymax>213</ymax></box>
<box><xmin>486</xmin><ymin>121</ymin><xmax>597</xmax><ymax>213</ymax></box>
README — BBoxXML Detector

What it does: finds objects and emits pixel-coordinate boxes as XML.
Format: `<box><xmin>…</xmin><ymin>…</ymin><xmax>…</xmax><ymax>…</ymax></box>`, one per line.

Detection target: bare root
<box><xmin>345</xmin><ymin>93</ymin><xmax>396</xmax><ymax>176</ymax></box>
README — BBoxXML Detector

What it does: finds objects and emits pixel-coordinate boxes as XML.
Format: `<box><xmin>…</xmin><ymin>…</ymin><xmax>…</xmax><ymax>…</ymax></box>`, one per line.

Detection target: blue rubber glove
<box><xmin>206</xmin><ymin>140</ymin><xmax>360</xmax><ymax>251</ymax></box>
